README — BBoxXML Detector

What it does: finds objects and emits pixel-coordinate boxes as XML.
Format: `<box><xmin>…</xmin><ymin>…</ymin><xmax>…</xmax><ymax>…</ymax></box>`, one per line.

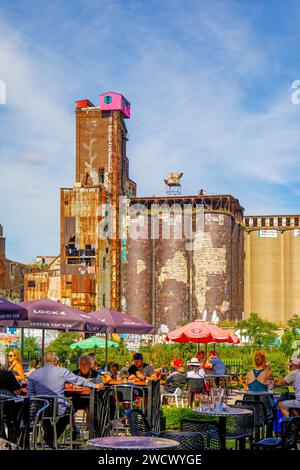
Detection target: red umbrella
<box><xmin>166</xmin><ymin>319</ymin><xmax>238</xmax><ymax>344</ymax></box>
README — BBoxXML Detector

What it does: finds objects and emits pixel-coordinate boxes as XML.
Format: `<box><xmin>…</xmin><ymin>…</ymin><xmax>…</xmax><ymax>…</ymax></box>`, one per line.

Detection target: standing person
<box><xmin>7</xmin><ymin>349</ymin><xmax>25</xmax><ymax>382</ymax></box>
<box><xmin>128</xmin><ymin>353</ymin><xmax>157</xmax><ymax>381</ymax></box>
<box><xmin>245</xmin><ymin>351</ymin><xmax>273</xmax><ymax>392</ymax></box>
<box><xmin>27</xmin><ymin>352</ymin><xmax>103</xmax><ymax>447</ymax></box>
<box><xmin>276</xmin><ymin>358</ymin><xmax>300</xmax><ymax>417</ymax></box>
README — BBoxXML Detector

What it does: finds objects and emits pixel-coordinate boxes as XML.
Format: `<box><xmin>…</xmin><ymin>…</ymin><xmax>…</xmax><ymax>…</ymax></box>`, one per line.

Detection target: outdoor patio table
<box><xmin>87</xmin><ymin>435</ymin><xmax>180</xmax><ymax>450</ymax></box>
<box><xmin>194</xmin><ymin>406</ymin><xmax>254</xmax><ymax>449</ymax></box>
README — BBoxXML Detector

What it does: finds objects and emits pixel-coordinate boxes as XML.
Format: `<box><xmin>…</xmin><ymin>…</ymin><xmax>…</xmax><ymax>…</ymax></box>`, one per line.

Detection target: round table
<box><xmin>194</xmin><ymin>406</ymin><xmax>254</xmax><ymax>449</ymax></box>
<box><xmin>87</xmin><ymin>436</ymin><xmax>180</xmax><ymax>450</ymax></box>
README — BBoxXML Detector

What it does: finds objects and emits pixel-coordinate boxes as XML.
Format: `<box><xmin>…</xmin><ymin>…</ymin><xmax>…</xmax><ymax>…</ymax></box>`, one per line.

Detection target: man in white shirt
<box><xmin>276</xmin><ymin>358</ymin><xmax>300</xmax><ymax>417</ymax></box>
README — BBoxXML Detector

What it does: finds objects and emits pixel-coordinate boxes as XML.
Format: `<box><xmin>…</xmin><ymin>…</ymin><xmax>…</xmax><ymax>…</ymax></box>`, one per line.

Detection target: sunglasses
<box><xmin>8</xmin><ymin>354</ymin><xmax>15</xmax><ymax>357</ymax></box>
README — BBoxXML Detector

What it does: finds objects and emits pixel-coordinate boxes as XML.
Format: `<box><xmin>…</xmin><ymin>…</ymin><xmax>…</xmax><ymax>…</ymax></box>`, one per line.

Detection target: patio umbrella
<box><xmin>0</xmin><ymin>297</ymin><xmax>27</xmax><ymax>321</ymax></box>
<box><xmin>70</xmin><ymin>336</ymin><xmax>119</xmax><ymax>350</ymax></box>
<box><xmin>2</xmin><ymin>299</ymin><xmax>105</xmax><ymax>360</ymax></box>
<box><xmin>166</xmin><ymin>319</ymin><xmax>238</xmax><ymax>344</ymax></box>
<box><xmin>88</xmin><ymin>308</ymin><xmax>155</xmax><ymax>369</ymax></box>
<box><xmin>88</xmin><ymin>309</ymin><xmax>155</xmax><ymax>334</ymax></box>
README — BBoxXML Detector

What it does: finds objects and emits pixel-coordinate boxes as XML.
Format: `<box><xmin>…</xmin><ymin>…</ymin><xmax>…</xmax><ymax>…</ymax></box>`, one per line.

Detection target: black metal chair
<box><xmin>159</xmin><ymin>430</ymin><xmax>205</xmax><ymax>450</ymax></box>
<box><xmin>236</xmin><ymin>399</ymin><xmax>267</xmax><ymax>439</ymax></box>
<box><xmin>289</xmin><ymin>407</ymin><xmax>300</xmax><ymax>417</ymax></box>
<box><xmin>253</xmin><ymin>416</ymin><xmax>300</xmax><ymax>450</ymax></box>
<box><xmin>0</xmin><ymin>397</ymin><xmax>19</xmax><ymax>442</ymax></box>
<box><xmin>17</xmin><ymin>397</ymin><xmax>49</xmax><ymax>449</ymax></box>
<box><xmin>113</xmin><ymin>385</ymin><xmax>145</xmax><ymax>433</ymax></box>
<box><xmin>226</xmin><ymin>405</ymin><xmax>254</xmax><ymax>449</ymax></box>
<box><xmin>243</xmin><ymin>393</ymin><xmax>274</xmax><ymax>437</ymax></box>
<box><xmin>34</xmin><ymin>395</ymin><xmax>73</xmax><ymax>449</ymax></box>
<box><xmin>125</xmin><ymin>408</ymin><xmax>154</xmax><ymax>437</ymax></box>
<box><xmin>187</xmin><ymin>378</ymin><xmax>206</xmax><ymax>407</ymax></box>
<box><xmin>89</xmin><ymin>388</ymin><xmax>112</xmax><ymax>439</ymax></box>
<box><xmin>180</xmin><ymin>418</ymin><xmax>226</xmax><ymax>450</ymax></box>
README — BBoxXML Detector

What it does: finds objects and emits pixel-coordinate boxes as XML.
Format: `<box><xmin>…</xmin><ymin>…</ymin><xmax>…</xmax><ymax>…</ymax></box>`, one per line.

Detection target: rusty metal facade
<box><xmin>60</xmin><ymin>104</ymin><xmax>132</xmax><ymax>312</ymax></box>
<box><xmin>60</xmin><ymin>186</ymin><xmax>107</xmax><ymax>311</ymax></box>
<box><xmin>123</xmin><ymin>197</ymin><xmax>244</xmax><ymax>330</ymax></box>
<box><xmin>24</xmin><ymin>256</ymin><xmax>61</xmax><ymax>302</ymax></box>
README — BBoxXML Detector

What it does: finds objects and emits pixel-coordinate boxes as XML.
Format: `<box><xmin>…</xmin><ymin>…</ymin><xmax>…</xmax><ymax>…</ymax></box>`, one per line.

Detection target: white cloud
<box><xmin>1</xmin><ymin>1</ymin><xmax>300</xmax><ymax>263</ymax></box>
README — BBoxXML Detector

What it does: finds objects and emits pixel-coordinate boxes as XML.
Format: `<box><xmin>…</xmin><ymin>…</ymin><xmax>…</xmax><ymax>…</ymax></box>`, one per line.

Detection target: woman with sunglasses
<box><xmin>7</xmin><ymin>349</ymin><xmax>25</xmax><ymax>382</ymax></box>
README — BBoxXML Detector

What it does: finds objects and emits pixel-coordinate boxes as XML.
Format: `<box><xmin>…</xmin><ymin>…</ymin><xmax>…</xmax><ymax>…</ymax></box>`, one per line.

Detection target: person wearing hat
<box><xmin>127</xmin><ymin>353</ymin><xmax>157</xmax><ymax>381</ymax></box>
<box><xmin>187</xmin><ymin>357</ymin><xmax>205</xmax><ymax>380</ymax></box>
<box><xmin>276</xmin><ymin>358</ymin><xmax>300</xmax><ymax>417</ymax></box>
<box><xmin>161</xmin><ymin>359</ymin><xmax>187</xmax><ymax>402</ymax></box>
<box><xmin>186</xmin><ymin>358</ymin><xmax>206</xmax><ymax>406</ymax></box>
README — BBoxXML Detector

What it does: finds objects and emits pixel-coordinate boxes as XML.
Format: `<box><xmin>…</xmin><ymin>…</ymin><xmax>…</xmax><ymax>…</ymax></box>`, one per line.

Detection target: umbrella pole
<box><xmin>42</xmin><ymin>329</ymin><xmax>45</xmax><ymax>365</ymax></box>
<box><xmin>105</xmin><ymin>333</ymin><xmax>108</xmax><ymax>372</ymax></box>
<box><xmin>20</xmin><ymin>328</ymin><xmax>24</xmax><ymax>361</ymax></box>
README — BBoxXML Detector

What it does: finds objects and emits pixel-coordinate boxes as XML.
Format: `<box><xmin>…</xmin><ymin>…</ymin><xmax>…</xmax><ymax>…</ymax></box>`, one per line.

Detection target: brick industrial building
<box><xmin>0</xmin><ymin>224</ymin><xmax>27</xmax><ymax>301</ymax></box>
<box><xmin>22</xmin><ymin>92</ymin><xmax>300</xmax><ymax>329</ymax></box>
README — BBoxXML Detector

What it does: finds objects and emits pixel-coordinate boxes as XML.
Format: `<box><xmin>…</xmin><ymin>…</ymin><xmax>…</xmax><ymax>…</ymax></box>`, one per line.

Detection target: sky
<box><xmin>1</xmin><ymin>0</ymin><xmax>300</xmax><ymax>262</ymax></box>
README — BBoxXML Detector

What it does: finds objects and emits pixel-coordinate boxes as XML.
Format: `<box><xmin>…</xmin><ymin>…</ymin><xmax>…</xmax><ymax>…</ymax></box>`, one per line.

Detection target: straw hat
<box><xmin>187</xmin><ymin>357</ymin><xmax>201</xmax><ymax>367</ymax></box>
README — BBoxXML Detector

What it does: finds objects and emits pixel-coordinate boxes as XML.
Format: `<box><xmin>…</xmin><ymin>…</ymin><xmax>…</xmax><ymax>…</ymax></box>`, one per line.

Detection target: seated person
<box><xmin>73</xmin><ymin>355</ymin><xmax>100</xmax><ymax>381</ymax></box>
<box><xmin>27</xmin><ymin>352</ymin><xmax>103</xmax><ymax>447</ymax></box>
<box><xmin>245</xmin><ymin>351</ymin><xmax>273</xmax><ymax>392</ymax></box>
<box><xmin>162</xmin><ymin>359</ymin><xmax>187</xmax><ymax>395</ymax></box>
<box><xmin>187</xmin><ymin>357</ymin><xmax>206</xmax><ymax>406</ymax></box>
<box><xmin>7</xmin><ymin>349</ymin><xmax>25</xmax><ymax>382</ymax></box>
<box><xmin>205</xmin><ymin>350</ymin><xmax>226</xmax><ymax>376</ymax></box>
<box><xmin>0</xmin><ymin>361</ymin><xmax>22</xmax><ymax>397</ymax></box>
<box><xmin>102</xmin><ymin>363</ymin><xmax>121</xmax><ymax>384</ymax></box>
<box><xmin>196</xmin><ymin>351</ymin><xmax>206</xmax><ymax>367</ymax></box>
<box><xmin>110</xmin><ymin>363</ymin><xmax>120</xmax><ymax>380</ymax></box>
<box><xmin>88</xmin><ymin>353</ymin><xmax>100</xmax><ymax>373</ymax></box>
<box><xmin>25</xmin><ymin>359</ymin><xmax>39</xmax><ymax>378</ymax></box>
<box><xmin>127</xmin><ymin>353</ymin><xmax>157</xmax><ymax>381</ymax></box>
<box><xmin>276</xmin><ymin>358</ymin><xmax>300</xmax><ymax>417</ymax></box>
<box><xmin>119</xmin><ymin>361</ymin><xmax>131</xmax><ymax>379</ymax></box>
<box><xmin>187</xmin><ymin>357</ymin><xmax>205</xmax><ymax>379</ymax></box>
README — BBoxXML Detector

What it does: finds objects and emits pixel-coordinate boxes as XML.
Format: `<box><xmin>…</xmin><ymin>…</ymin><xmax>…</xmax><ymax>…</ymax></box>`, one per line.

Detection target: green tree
<box><xmin>237</xmin><ymin>312</ymin><xmax>278</xmax><ymax>350</ymax></box>
<box><xmin>24</xmin><ymin>337</ymin><xmax>40</xmax><ymax>359</ymax></box>
<box><xmin>280</xmin><ymin>314</ymin><xmax>300</xmax><ymax>356</ymax></box>
<box><xmin>45</xmin><ymin>332</ymin><xmax>81</xmax><ymax>361</ymax></box>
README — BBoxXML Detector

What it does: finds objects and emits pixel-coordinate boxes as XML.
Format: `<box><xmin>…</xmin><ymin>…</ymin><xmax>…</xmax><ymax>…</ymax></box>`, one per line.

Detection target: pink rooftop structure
<box><xmin>100</xmin><ymin>91</ymin><xmax>131</xmax><ymax>118</ymax></box>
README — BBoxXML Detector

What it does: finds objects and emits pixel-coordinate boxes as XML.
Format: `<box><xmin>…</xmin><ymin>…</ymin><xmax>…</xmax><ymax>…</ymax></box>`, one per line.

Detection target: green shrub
<box><xmin>160</xmin><ymin>406</ymin><xmax>215</xmax><ymax>430</ymax></box>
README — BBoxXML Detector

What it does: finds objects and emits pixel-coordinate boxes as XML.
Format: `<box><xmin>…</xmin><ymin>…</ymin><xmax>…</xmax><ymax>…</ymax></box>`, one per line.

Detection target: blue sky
<box><xmin>1</xmin><ymin>0</ymin><xmax>300</xmax><ymax>262</ymax></box>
